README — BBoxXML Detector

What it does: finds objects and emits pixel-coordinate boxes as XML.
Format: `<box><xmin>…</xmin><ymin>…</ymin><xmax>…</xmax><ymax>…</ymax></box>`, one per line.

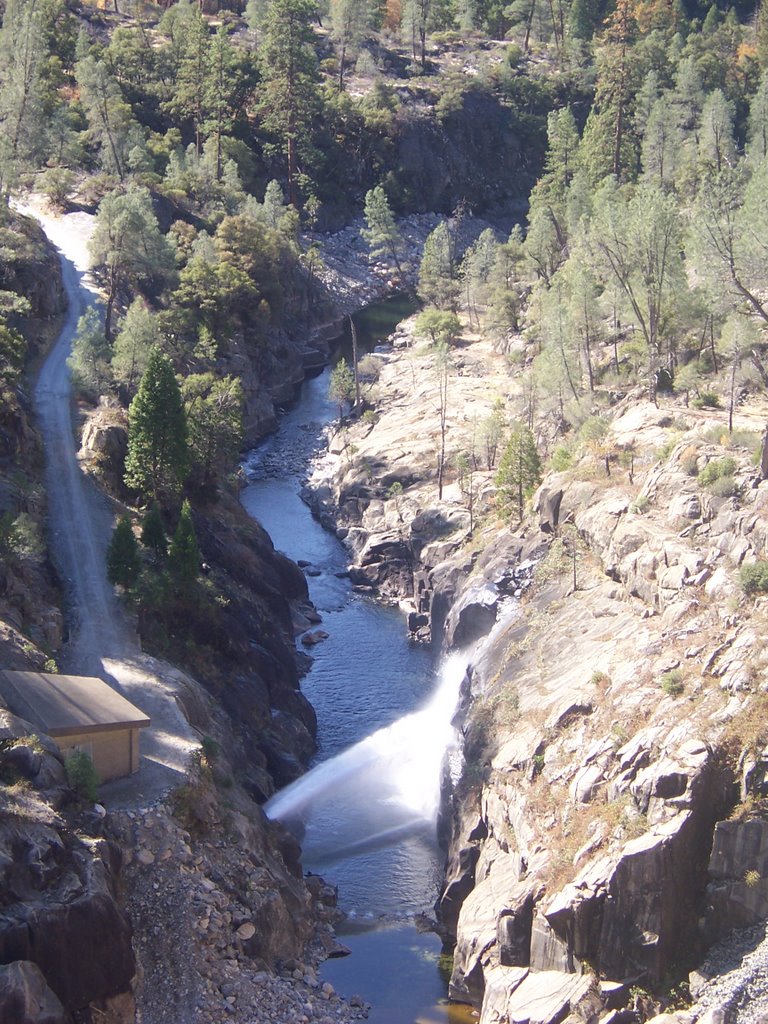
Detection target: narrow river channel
<box><xmin>239</xmin><ymin>300</ymin><xmax>475</xmax><ymax>1024</ymax></box>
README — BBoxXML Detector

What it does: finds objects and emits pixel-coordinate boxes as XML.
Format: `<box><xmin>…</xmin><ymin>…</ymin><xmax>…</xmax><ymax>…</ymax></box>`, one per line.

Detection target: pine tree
<box><xmin>496</xmin><ymin>424</ymin><xmax>541</xmax><ymax>520</ymax></box>
<box><xmin>262</xmin><ymin>179</ymin><xmax>287</xmax><ymax>228</ymax></box>
<box><xmin>89</xmin><ymin>184</ymin><xmax>177</xmax><ymax>339</ymax></box>
<box><xmin>418</xmin><ymin>222</ymin><xmax>458</xmax><ymax>309</ymax></box>
<box><xmin>112</xmin><ymin>299</ymin><xmax>158</xmax><ymax>394</ymax></box>
<box><xmin>203</xmin><ymin>26</ymin><xmax>242</xmax><ymax>181</ymax></box>
<box><xmin>89</xmin><ymin>185</ymin><xmax>176</xmax><ymax>340</ymax></box>
<box><xmin>165</xmin><ymin>4</ymin><xmax>210</xmax><ymax>158</ymax></box>
<box><xmin>758</xmin><ymin>0</ymin><xmax>768</xmax><ymax>69</ymax></box>
<box><xmin>590</xmin><ymin>178</ymin><xmax>684</xmax><ymax>397</ymax></box>
<box><xmin>461</xmin><ymin>227</ymin><xmax>499</xmax><ymax>321</ymax></box>
<box><xmin>106</xmin><ymin>514</ymin><xmax>141</xmax><ymax>589</ymax></box>
<box><xmin>579</xmin><ymin>0</ymin><xmax>639</xmax><ymax>184</ymax></box>
<box><xmin>698</xmin><ymin>90</ymin><xmax>736</xmax><ymax>175</ymax></box>
<box><xmin>401</xmin><ymin>0</ymin><xmax>431</xmax><ymax>66</ymax></box>
<box><xmin>536</xmin><ymin>107</ymin><xmax>580</xmax><ymax>201</ymax></box>
<box><xmin>75</xmin><ymin>51</ymin><xmax>145</xmax><ymax>181</ymax></box>
<box><xmin>168</xmin><ymin>499</ymin><xmax>200</xmax><ymax>584</ymax></box>
<box><xmin>747</xmin><ymin>72</ymin><xmax>768</xmax><ymax>163</ymax></box>
<box><xmin>124</xmin><ymin>350</ymin><xmax>189</xmax><ymax>502</ymax></box>
<box><xmin>362</xmin><ymin>185</ymin><xmax>405</xmax><ymax>280</ymax></box>
<box><xmin>257</xmin><ymin>0</ymin><xmax>321</xmax><ymax>206</ymax></box>
<box><xmin>328</xmin><ymin>358</ymin><xmax>355</xmax><ymax>418</ymax></box>
<box><xmin>140</xmin><ymin>503</ymin><xmax>167</xmax><ymax>556</ymax></box>
<box><xmin>641</xmin><ymin>96</ymin><xmax>678</xmax><ymax>185</ymax></box>
<box><xmin>182</xmin><ymin>373</ymin><xmax>244</xmax><ymax>485</ymax></box>
<box><xmin>0</xmin><ymin>320</ymin><xmax>25</xmax><ymax>386</ymax></box>
<box><xmin>692</xmin><ymin>161</ymin><xmax>768</xmax><ymax>328</ymax></box>
<box><xmin>330</xmin><ymin>0</ymin><xmax>371</xmax><ymax>90</ymax></box>
<box><xmin>0</xmin><ymin>0</ymin><xmax>48</xmax><ymax>198</ymax></box>
<box><xmin>67</xmin><ymin>308</ymin><xmax>112</xmax><ymax>395</ymax></box>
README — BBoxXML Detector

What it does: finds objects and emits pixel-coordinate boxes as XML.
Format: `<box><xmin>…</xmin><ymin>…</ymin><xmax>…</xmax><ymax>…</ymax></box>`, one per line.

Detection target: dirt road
<box><xmin>20</xmin><ymin>198</ymin><xmax>198</xmax><ymax>805</ymax></box>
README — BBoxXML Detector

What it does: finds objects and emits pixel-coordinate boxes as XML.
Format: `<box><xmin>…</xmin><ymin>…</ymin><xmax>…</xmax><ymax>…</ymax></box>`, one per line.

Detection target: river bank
<box><xmin>299</xmin><ymin>311</ymin><xmax>768</xmax><ymax>1024</ymax></box>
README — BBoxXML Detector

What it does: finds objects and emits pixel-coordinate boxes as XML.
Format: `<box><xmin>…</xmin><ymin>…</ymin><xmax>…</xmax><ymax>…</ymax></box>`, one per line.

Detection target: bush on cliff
<box><xmin>739</xmin><ymin>561</ymin><xmax>768</xmax><ymax>596</ymax></box>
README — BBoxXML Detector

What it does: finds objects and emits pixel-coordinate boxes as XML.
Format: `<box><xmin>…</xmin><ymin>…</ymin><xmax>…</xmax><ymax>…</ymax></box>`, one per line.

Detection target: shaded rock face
<box><xmin>391</xmin><ymin>91</ymin><xmax>539</xmax><ymax>217</ymax></box>
<box><xmin>704</xmin><ymin>818</ymin><xmax>768</xmax><ymax>942</ymax></box>
<box><xmin>539</xmin><ymin>808</ymin><xmax>717</xmax><ymax>983</ymax></box>
<box><xmin>9</xmin><ymin>215</ymin><xmax>67</xmax><ymax>328</ymax></box>
<box><xmin>190</xmin><ymin>495</ymin><xmax>318</xmax><ymax>792</ymax></box>
<box><xmin>437</xmin><ymin>553</ymin><xmax>738</xmax><ymax>1012</ymax></box>
<box><xmin>444</xmin><ymin>582</ymin><xmax>499</xmax><ymax>649</ymax></box>
<box><xmin>443</xmin><ymin>702</ymin><xmax>731</xmax><ymax>1009</ymax></box>
<box><xmin>0</xmin><ymin>817</ymin><xmax>134</xmax><ymax>1013</ymax></box>
<box><xmin>227</xmin><ymin>319</ymin><xmax>346</xmax><ymax>445</ymax></box>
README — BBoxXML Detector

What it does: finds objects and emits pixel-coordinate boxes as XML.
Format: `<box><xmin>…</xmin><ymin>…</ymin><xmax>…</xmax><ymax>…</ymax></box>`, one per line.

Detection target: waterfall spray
<box><xmin>266</xmin><ymin>652</ymin><xmax>469</xmax><ymax>865</ymax></box>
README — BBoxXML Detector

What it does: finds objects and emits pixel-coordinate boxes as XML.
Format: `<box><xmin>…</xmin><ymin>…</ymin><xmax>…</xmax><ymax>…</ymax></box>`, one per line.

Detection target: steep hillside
<box><xmin>0</xmin><ymin>211</ymin><xmax>67</xmax><ymax>671</ymax></box>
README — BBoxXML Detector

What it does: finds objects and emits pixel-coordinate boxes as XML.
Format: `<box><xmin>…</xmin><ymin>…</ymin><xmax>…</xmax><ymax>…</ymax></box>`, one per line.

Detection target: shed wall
<box><xmin>57</xmin><ymin>728</ymin><xmax>138</xmax><ymax>783</ymax></box>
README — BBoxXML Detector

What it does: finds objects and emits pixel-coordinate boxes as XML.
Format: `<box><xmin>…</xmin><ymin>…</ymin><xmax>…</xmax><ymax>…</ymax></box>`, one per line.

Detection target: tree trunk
<box><xmin>729</xmin><ymin>358</ymin><xmax>737</xmax><ymax>434</ymax></box>
<box><xmin>349</xmin><ymin>315</ymin><xmax>361</xmax><ymax>408</ymax></box>
<box><xmin>523</xmin><ymin>0</ymin><xmax>536</xmax><ymax>51</ymax></box>
<box><xmin>338</xmin><ymin>43</ymin><xmax>346</xmax><ymax>92</ymax></box>
<box><xmin>105</xmin><ymin>262</ymin><xmax>118</xmax><ymax>341</ymax></box>
<box><xmin>287</xmin><ymin>133</ymin><xmax>297</xmax><ymax>207</ymax></box>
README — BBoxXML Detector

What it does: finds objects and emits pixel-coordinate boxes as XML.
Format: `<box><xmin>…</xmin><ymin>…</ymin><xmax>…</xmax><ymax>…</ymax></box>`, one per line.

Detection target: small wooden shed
<box><xmin>0</xmin><ymin>670</ymin><xmax>150</xmax><ymax>783</ymax></box>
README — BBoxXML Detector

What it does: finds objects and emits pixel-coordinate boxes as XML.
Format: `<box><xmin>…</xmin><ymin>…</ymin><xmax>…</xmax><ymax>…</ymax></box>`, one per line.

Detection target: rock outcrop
<box><xmin>704</xmin><ymin>817</ymin><xmax>768</xmax><ymax>942</ymax></box>
<box><xmin>0</xmin><ymin>784</ymin><xmax>135</xmax><ymax>1016</ymax></box>
<box><xmin>0</xmin><ymin>961</ymin><xmax>67</xmax><ymax>1024</ymax></box>
<box><xmin>304</xmin><ymin>318</ymin><xmax>768</xmax><ymax>1024</ymax></box>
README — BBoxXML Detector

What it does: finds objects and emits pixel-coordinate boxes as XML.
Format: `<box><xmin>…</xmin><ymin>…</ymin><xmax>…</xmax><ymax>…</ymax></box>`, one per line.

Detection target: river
<box><xmin>239</xmin><ymin>301</ymin><xmax>475</xmax><ymax>1024</ymax></box>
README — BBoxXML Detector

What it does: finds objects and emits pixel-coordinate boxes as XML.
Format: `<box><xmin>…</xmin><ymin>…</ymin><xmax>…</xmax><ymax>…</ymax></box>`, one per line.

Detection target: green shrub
<box><xmin>201</xmin><ymin>735</ymin><xmax>219</xmax><ymax>763</ymax></box>
<box><xmin>590</xmin><ymin>670</ymin><xmax>611</xmax><ymax>686</ymax></box>
<box><xmin>577</xmin><ymin>416</ymin><xmax>609</xmax><ymax>444</ymax></box>
<box><xmin>39</xmin><ymin>167</ymin><xmax>75</xmax><ymax>209</ymax></box>
<box><xmin>698</xmin><ymin>457</ymin><xmax>736</xmax><ymax>488</ymax></box>
<box><xmin>660</xmin><ymin>670</ymin><xmax>684</xmax><ymax>697</ymax></box>
<box><xmin>708</xmin><ymin>475</ymin><xmax>736</xmax><ymax>498</ymax></box>
<box><xmin>692</xmin><ymin>391</ymin><xmax>721</xmax><ymax>409</ymax></box>
<box><xmin>65</xmin><ymin>751</ymin><xmax>99</xmax><ymax>802</ymax></box>
<box><xmin>739</xmin><ymin>561</ymin><xmax>768</xmax><ymax>595</ymax></box>
<box><xmin>703</xmin><ymin>426</ymin><xmax>760</xmax><ymax>453</ymax></box>
<box><xmin>550</xmin><ymin>445</ymin><xmax>573</xmax><ymax>471</ymax></box>
<box><xmin>656</xmin><ymin>434</ymin><xmax>682</xmax><ymax>461</ymax></box>
<box><xmin>631</xmin><ymin>495</ymin><xmax>650</xmax><ymax>514</ymax></box>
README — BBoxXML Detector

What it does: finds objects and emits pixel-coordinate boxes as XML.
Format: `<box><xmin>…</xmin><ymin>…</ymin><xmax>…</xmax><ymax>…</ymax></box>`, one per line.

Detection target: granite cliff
<box><xmin>305</xmin><ymin>314</ymin><xmax>768</xmax><ymax>1024</ymax></box>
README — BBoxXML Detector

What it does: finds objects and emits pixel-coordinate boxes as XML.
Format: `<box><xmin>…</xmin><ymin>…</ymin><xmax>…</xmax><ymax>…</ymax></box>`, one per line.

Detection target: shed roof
<box><xmin>0</xmin><ymin>671</ymin><xmax>150</xmax><ymax>738</ymax></box>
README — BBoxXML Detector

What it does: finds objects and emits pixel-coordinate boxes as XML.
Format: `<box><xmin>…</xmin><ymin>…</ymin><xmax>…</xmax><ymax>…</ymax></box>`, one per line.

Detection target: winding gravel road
<box><xmin>19</xmin><ymin>198</ymin><xmax>198</xmax><ymax>805</ymax></box>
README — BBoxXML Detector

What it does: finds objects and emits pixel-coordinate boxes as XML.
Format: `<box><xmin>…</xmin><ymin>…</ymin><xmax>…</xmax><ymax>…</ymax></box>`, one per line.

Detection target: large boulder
<box><xmin>450</xmin><ymin>847</ymin><xmax>541</xmax><ymax>1006</ymax></box>
<box><xmin>444</xmin><ymin>582</ymin><xmax>499</xmax><ymax>649</ymax></box>
<box><xmin>481</xmin><ymin>970</ymin><xmax>595</xmax><ymax>1024</ymax></box>
<box><xmin>0</xmin><ymin>961</ymin><xmax>66</xmax><ymax>1024</ymax></box>
<box><xmin>0</xmin><ymin>824</ymin><xmax>135</xmax><ymax>1012</ymax></box>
